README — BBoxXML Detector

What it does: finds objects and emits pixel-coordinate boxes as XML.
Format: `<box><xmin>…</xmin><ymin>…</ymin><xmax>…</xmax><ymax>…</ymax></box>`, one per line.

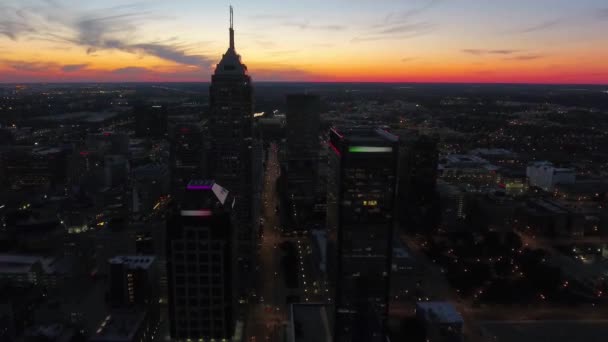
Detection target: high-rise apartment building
<box><xmin>166</xmin><ymin>180</ymin><xmax>235</xmax><ymax>341</ymax></box>
<box><xmin>327</xmin><ymin>127</ymin><xmax>398</xmax><ymax>342</ymax></box>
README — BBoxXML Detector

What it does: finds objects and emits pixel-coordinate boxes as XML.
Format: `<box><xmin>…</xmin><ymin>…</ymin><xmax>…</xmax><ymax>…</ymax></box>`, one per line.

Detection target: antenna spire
<box><xmin>229</xmin><ymin>5</ymin><xmax>235</xmax><ymax>50</ymax></box>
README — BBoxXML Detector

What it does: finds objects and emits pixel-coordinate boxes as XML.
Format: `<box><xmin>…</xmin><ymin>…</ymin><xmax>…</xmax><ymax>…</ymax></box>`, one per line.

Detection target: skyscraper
<box><xmin>286</xmin><ymin>94</ymin><xmax>321</xmax><ymax>227</ymax></box>
<box><xmin>166</xmin><ymin>180</ymin><xmax>236</xmax><ymax>341</ymax></box>
<box><xmin>327</xmin><ymin>127</ymin><xmax>399</xmax><ymax>342</ymax></box>
<box><xmin>208</xmin><ymin>7</ymin><xmax>256</xmax><ymax>286</ymax></box>
<box><xmin>395</xmin><ymin>130</ymin><xmax>440</xmax><ymax>232</ymax></box>
<box><xmin>170</xmin><ymin>123</ymin><xmax>205</xmax><ymax>195</ymax></box>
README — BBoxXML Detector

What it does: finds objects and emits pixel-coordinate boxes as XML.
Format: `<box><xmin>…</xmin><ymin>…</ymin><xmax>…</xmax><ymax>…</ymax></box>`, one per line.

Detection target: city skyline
<box><xmin>1</xmin><ymin>0</ymin><xmax>607</xmax><ymax>84</ymax></box>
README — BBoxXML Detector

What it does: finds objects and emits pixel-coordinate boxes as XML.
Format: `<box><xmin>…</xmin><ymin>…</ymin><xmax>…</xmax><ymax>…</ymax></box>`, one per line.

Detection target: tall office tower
<box><xmin>134</xmin><ymin>104</ymin><xmax>168</xmax><ymax>139</ymax></box>
<box><xmin>208</xmin><ymin>7</ymin><xmax>256</xmax><ymax>284</ymax></box>
<box><xmin>286</xmin><ymin>94</ymin><xmax>321</xmax><ymax>227</ymax></box>
<box><xmin>170</xmin><ymin>123</ymin><xmax>205</xmax><ymax>196</ymax></box>
<box><xmin>327</xmin><ymin>127</ymin><xmax>399</xmax><ymax>342</ymax></box>
<box><xmin>166</xmin><ymin>180</ymin><xmax>236</xmax><ymax>341</ymax></box>
<box><xmin>396</xmin><ymin>131</ymin><xmax>440</xmax><ymax>232</ymax></box>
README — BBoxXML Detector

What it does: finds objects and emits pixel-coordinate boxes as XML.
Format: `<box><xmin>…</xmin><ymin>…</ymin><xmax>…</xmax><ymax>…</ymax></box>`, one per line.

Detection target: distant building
<box><xmin>134</xmin><ymin>104</ymin><xmax>168</xmax><ymax>139</ymax></box>
<box><xmin>496</xmin><ymin>167</ymin><xmax>528</xmax><ymax>196</ymax></box>
<box><xmin>0</xmin><ymin>146</ymin><xmax>69</xmax><ymax>189</ymax></box>
<box><xmin>416</xmin><ymin>302</ymin><xmax>464</xmax><ymax>342</ymax></box>
<box><xmin>518</xmin><ymin>198</ymin><xmax>586</xmax><ymax>237</ymax></box>
<box><xmin>0</xmin><ymin>255</ymin><xmax>69</xmax><ymax>289</ymax></box>
<box><xmin>286</xmin><ymin>94</ymin><xmax>321</xmax><ymax>226</ymax></box>
<box><xmin>526</xmin><ymin>161</ymin><xmax>575</xmax><ymax>191</ymax></box>
<box><xmin>166</xmin><ymin>180</ymin><xmax>236</xmax><ymax>341</ymax></box>
<box><xmin>439</xmin><ymin>154</ymin><xmax>498</xmax><ymax>191</ymax></box>
<box><xmin>327</xmin><ymin>127</ymin><xmax>398</xmax><ymax>342</ymax></box>
<box><xmin>131</xmin><ymin>163</ymin><xmax>169</xmax><ymax>214</ymax></box>
<box><xmin>86</xmin><ymin>132</ymin><xmax>129</xmax><ymax>156</ymax></box>
<box><xmin>108</xmin><ymin>256</ymin><xmax>159</xmax><ymax>308</ymax></box>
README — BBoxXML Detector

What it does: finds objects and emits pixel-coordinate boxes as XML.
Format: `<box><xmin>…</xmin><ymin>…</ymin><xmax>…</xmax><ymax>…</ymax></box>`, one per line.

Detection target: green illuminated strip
<box><xmin>348</xmin><ymin>146</ymin><xmax>393</xmax><ymax>153</ymax></box>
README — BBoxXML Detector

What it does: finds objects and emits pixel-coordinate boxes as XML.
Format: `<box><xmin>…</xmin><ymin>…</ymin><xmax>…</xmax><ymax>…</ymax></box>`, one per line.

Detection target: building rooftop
<box><xmin>108</xmin><ymin>256</ymin><xmax>155</xmax><ymax>270</ymax></box>
<box><xmin>416</xmin><ymin>301</ymin><xmax>463</xmax><ymax>324</ymax></box>
<box><xmin>0</xmin><ymin>254</ymin><xmax>57</xmax><ymax>274</ymax></box>
<box><xmin>332</xmin><ymin>126</ymin><xmax>398</xmax><ymax>145</ymax></box>
<box><xmin>181</xmin><ymin>180</ymin><xmax>234</xmax><ymax>217</ymax></box>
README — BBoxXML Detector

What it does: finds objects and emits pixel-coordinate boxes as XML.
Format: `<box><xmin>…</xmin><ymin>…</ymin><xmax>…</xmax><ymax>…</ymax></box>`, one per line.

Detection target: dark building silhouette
<box><xmin>134</xmin><ymin>104</ymin><xmax>168</xmax><ymax>139</ymax></box>
<box><xmin>396</xmin><ymin>131</ymin><xmax>440</xmax><ymax>233</ymax></box>
<box><xmin>207</xmin><ymin>7</ymin><xmax>257</xmax><ymax>288</ymax></box>
<box><xmin>327</xmin><ymin>127</ymin><xmax>398</xmax><ymax>342</ymax></box>
<box><xmin>166</xmin><ymin>180</ymin><xmax>236</xmax><ymax>341</ymax></box>
<box><xmin>285</xmin><ymin>94</ymin><xmax>321</xmax><ymax>228</ymax></box>
<box><xmin>170</xmin><ymin>123</ymin><xmax>205</xmax><ymax>196</ymax></box>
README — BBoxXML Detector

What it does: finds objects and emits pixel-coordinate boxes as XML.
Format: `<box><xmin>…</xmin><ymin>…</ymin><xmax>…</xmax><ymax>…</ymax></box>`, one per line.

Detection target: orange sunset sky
<box><xmin>1</xmin><ymin>0</ymin><xmax>607</xmax><ymax>84</ymax></box>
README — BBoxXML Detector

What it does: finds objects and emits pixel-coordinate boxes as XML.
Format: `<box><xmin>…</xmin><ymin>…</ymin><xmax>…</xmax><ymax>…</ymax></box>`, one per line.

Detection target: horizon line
<box><xmin>1</xmin><ymin>81</ymin><xmax>607</xmax><ymax>86</ymax></box>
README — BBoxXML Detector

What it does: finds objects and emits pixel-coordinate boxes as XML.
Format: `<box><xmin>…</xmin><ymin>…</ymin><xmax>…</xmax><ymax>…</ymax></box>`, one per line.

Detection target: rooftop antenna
<box><xmin>229</xmin><ymin>5</ymin><xmax>235</xmax><ymax>50</ymax></box>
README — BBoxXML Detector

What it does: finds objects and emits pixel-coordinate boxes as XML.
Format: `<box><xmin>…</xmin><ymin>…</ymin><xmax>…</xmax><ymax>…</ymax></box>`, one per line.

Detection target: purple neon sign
<box><xmin>186</xmin><ymin>185</ymin><xmax>212</xmax><ymax>190</ymax></box>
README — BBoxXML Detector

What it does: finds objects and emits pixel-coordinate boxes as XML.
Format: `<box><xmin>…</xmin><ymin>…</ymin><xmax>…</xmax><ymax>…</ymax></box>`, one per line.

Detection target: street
<box><xmin>246</xmin><ymin>143</ymin><xmax>289</xmax><ymax>341</ymax></box>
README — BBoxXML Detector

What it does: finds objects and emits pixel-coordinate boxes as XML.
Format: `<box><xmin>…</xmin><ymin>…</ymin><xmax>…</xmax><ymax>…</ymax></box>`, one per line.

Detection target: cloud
<box><xmin>597</xmin><ymin>8</ymin><xmax>608</xmax><ymax>20</ymax></box>
<box><xmin>353</xmin><ymin>22</ymin><xmax>434</xmax><ymax>42</ymax></box>
<box><xmin>401</xmin><ymin>57</ymin><xmax>417</xmax><ymax>62</ymax></box>
<box><xmin>255</xmin><ymin>39</ymin><xmax>277</xmax><ymax>48</ymax></box>
<box><xmin>250</xmin><ymin>13</ymin><xmax>289</xmax><ymax>20</ymax></box>
<box><xmin>462</xmin><ymin>49</ymin><xmax>544</xmax><ymax>61</ymax></box>
<box><xmin>282</xmin><ymin>21</ymin><xmax>346</xmax><ymax>31</ymax></box>
<box><xmin>382</xmin><ymin>0</ymin><xmax>442</xmax><ymax>24</ymax></box>
<box><xmin>355</xmin><ymin>1</ymin><xmax>440</xmax><ymax>42</ymax></box>
<box><xmin>462</xmin><ymin>49</ymin><xmax>519</xmax><ymax>56</ymax></box>
<box><xmin>519</xmin><ymin>19</ymin><xmax>562</xmax><ymax>33</ymax></box>
<box><xmin>62</xmin><ymin>64</ymin><xmax>88</xmax><ymax>72</ymax></box>
<box><xmin>505</xmin><ymin>54</ymin><xmax>545</xmax><ymax>61</ymax></box>
<box><xmin>0</xmin><ymin>4</ymin><xmax>48</xmax><ymax>40</ymax></box>
<box><xmin>0</xmin><ymin>20</ymin><xmax>36</xmax><ymax>40</ymax></box>
<box><xmin>0</xmin><ymin>3</ymin><xmax>213</xmax><ymax>68</ymax></box>
<box><xmin>111</xmin><ymin>66</ymin><xmax>150</xmax><ymax>75</ymax></box>
<box><xmin>6</xmin><ymin>60</ymin><xmax>56</xmax><ymax>72</ymax></box>
<box><xmin>377</xmin><ymin>22</ymin><xmax>432</xmax><ymax>35</ymax></box>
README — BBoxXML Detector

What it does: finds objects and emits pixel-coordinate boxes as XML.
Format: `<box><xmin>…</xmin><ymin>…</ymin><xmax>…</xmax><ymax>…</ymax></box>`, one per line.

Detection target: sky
<box><xmin>1</xmin><ymin>0</ymin><xmax>607</xmax><ymax>84</ymax></box>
